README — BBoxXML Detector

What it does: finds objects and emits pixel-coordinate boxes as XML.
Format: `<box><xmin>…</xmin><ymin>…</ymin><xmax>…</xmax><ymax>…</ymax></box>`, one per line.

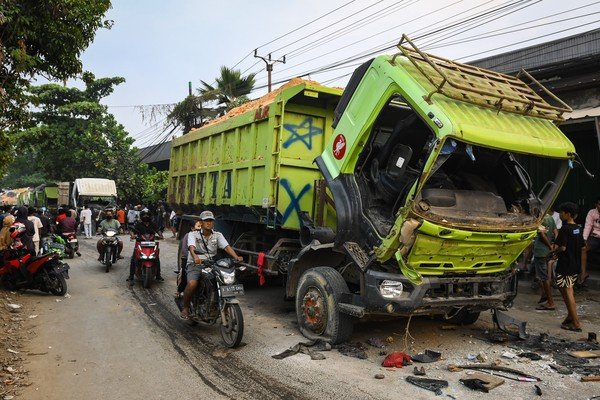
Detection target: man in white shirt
<box><xmin>27</xmin><ymin>207</ymin><xmax>44</xmax><ymax>255</ymax></box>
<box><xmin>80</xmin><ymin>204</ymin><xmax>93</xmax><ymax>239</ymax></box>
<box><xmin>179</xmin><ymin>211</ymin><xmax>243</xmax><ymax>320</ymax></box>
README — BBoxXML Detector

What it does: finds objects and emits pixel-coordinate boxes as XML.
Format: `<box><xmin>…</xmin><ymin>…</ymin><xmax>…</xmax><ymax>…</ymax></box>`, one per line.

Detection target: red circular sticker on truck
<box><xmin>333</xmin><ymin>134</ymin><xmax>346</xmax><ymax>160</ymax></box>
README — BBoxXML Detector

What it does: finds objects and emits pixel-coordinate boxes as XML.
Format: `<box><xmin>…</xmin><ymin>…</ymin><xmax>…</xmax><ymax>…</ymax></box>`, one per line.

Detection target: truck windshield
<box><xmin>414</xmin><ymin>139</ymin><xmax>570</xmax><ymax>229</ymax></box>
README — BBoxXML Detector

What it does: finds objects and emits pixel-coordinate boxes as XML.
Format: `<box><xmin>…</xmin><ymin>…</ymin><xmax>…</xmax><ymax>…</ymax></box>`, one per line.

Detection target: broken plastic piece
<box><xmin>413</xmin><ymin>366</ymin><xmax>426</xmax><ymax>376</ymax></box>
<box><xmin>412</xmin><ymin>349</ymin><xmax>442</xmax><ymax>363</ymax></box>
<box><xmin>493</xmin><ymin>309</ymin><xmax>527</xmax><ymax>339</ymax></box>
<box><xmin>382</xmin><ymin>352</ymin><xmax>412</xmax><ymax>368</ymax></box>
<box><xmin>405</xmin><ymin>376</ymin><xmax>448</xmax><ymax>395</ymax></box>
<box><xmin>535</xmin><ymin>384</ymin><xmax>542</xmax><ymax>395</ymax></box>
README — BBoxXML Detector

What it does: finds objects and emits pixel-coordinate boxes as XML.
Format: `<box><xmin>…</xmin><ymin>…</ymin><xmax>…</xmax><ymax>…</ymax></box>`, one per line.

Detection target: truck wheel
<box><xmin>296</xmin><ymin>267</ymin><xmax>353</xmax><ymax>344</ymax></box>
<box><xmin>444</xmin><ymin>309</ymin><xmax>481</xmax><ymax>325</ymax></box>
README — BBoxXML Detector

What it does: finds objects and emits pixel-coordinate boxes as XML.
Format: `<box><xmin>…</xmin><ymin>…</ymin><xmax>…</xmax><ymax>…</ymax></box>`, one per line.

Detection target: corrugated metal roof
<box><xmin>471</xmin><ymin>29</ymin><xmax>600</xmax><ymax>74</ymax></box>
<box><xmin>564</xmin><ymin>106</ymin><xmax>600</xmax><ymax>120</ymax></box>
<box><xmin>139</xmin><ymin>141</ymin><xmax>172</xmax><ymax>163</ymax></box>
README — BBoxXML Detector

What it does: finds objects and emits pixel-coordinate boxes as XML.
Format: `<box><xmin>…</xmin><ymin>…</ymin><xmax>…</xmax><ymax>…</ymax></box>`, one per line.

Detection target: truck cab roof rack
<box><xmin>393</xmin><ymin>34</ymin><xmax>572</xmax><ymax>122</ymax></box>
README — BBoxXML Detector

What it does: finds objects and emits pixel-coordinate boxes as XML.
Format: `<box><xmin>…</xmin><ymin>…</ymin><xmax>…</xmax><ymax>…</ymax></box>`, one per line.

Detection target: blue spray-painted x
<box><xmin>282</xmin><ymin>117</ymin><xmax>323</xmax><ymax>150</ymax></box>
<box><xmin>280</xmin><ymin>178</ymin><xmax>311</xmax><ymax>225</ymax></box>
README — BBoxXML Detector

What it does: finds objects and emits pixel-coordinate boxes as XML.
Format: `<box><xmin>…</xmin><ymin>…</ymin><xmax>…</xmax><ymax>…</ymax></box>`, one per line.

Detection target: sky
<box><xmin>61</xmin><ymin>0</ymin><xmax>600</xmax><ymax>148</ymax></box>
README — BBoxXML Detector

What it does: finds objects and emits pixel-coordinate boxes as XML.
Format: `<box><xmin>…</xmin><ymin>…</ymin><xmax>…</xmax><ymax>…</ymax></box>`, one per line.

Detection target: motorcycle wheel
<box><xmin>143</xmin><ymin>266</ymin><xmax>152</xmax><ymax>289</ymax></box>
<box><xmin>220</xmin><ymin>303</ymin><xmax>244</xmax><ymax>348</ymax></box>
<box><xmin>105</xmin><ymin>248</ymin><xmax>112</xmax><ymax>272</ymax></box>
<box><xmin>48</xmin><ymin>272</ymin><xmax>67</xmax><ymax>296</ymax></box>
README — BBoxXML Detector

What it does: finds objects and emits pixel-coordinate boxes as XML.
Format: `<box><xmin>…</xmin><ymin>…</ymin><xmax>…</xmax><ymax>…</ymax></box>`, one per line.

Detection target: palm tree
<box><xmin>199</xmin><ymin>66</ymin><xmax>256</xmax><ymax>113</ymax></box>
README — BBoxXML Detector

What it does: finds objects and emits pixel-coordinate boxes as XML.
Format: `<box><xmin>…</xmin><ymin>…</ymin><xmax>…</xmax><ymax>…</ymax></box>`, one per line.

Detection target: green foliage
<box><xmin>0</xmin><ymin>150</ymin><xmax>48</xmax><ymax>188</ymax></box>
<box><xmin>141</xmin><ymin>169</ymin><xmax>169</xmax><ymax>205</ymax></box>
<box><xmin>0</xmin><ymin>0</ymin><xmax>112</xmax><ymax>174</ymax></box>
<box><xmin>11</xmin><ymin>76</ymin><xmax>151</xmax><ymax>202</ymax></box>
<box><xmin>199</xmin><ymin>66</ymin><xmax>256</xmax><ymax>114</ymax></box>
<box><xmin>166</xmin><ymin>95</ymin><xmax>217</xmax><ymax>134</ymax></box>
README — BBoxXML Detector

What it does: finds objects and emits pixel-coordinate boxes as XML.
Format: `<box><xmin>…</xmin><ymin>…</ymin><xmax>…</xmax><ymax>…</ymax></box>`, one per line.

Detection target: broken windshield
<box><xmin>414</xmin><ymin>139</ymin><xmax>570</xmax><ymax>229</ymax></box>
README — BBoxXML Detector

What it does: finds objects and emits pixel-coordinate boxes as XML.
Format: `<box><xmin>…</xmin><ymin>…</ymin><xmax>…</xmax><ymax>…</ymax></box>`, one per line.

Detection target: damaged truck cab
<box><xmin>305</xmin><ymin>36</ymin><xmax>574</xmax><ymax>341</ymax></box>
<box><xmin>168</xmin><ymin>36</ymin><xmax>575</xmax><ymax>344</ymax></box>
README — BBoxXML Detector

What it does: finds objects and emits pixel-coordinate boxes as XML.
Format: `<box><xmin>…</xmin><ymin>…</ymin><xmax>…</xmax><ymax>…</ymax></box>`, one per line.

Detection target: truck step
<box><xmin>343</xmin><ymin>242</ymin><xmax>370</xmax><ymax>271</ymax></box>
<box><xmin>339</xmin><ymin>303</ymin><xmax>365</xmax><ymax>318</ymax></box>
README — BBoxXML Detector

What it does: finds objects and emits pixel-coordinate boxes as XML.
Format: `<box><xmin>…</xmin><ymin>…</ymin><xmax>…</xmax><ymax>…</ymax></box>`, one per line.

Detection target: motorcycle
<box><xmin>62</xmin><ymin>231</ymin><xmax>81</xmax><ymax>259</ymax></box>
<box><xmin>40</xmin><ymin>234</ymin><xmax>67</xmax><ymax>258</ymax></box>
<box><xmin>0</xmin><ymin>225</ymin><xmax>70</xmax><ymax>295</ymax></box>
<box><xmin>100</xmin><ymin>229</ymin><xmax>119</xmax><ymax>272</ymax></box>
<box><xmin>175</xmin><ymin>257</ymin><xmax>245</xmax><ymax>348</ymax></box>
<box><xmin>132</xmin><ymin>233</ymin><xmax>160</xmax><ymax>288</ymax></box>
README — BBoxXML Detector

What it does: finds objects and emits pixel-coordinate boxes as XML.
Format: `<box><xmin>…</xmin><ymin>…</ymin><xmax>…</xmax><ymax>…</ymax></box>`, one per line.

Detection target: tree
<box><xmin>13</xmin><ymin>74</ymin><xmax>150</xmax><ymax>202</ymax></box>
<box><xmin>199</xmin><ymin>66</ymin><xmax>256</xmax><ymax>115</ymax></box>
<box><xmin>166</xmin><ymin>95</ymin><xmax>217</xmax><ymax>134</ymax></box>
<box><xmin>0</xmin><ymin>1</ymin><xmax>112</xmax><ymax>175</ymax></box>
<box><xmin>141</xmin><ymin>169</ymin><xmax>169</xmax><ymax>205</ymax></box>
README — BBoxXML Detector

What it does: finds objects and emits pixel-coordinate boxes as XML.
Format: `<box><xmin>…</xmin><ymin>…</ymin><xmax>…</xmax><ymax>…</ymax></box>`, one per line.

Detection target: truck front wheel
<box><xmin>295</xmin><ymin>267</ymin><xmax>353</xmax><ymax>344</ymax></box>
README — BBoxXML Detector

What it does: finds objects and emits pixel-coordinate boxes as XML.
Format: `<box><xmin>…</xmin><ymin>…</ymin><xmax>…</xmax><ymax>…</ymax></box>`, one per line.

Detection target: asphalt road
<box><xmin>18</xmin><ymin>235</ymin><xmax>600</xmax><ymax>399</ymax></box>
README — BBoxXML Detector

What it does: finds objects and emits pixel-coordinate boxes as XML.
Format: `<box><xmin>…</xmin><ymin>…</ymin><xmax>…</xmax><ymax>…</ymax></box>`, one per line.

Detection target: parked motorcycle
<box><xmin>132</xmin><ymin>233</ymin><xmax>160</xmax><ymax>288</ymax></box>
<box><xmin>40</xmin><ymin>234</ymin><xmax>67</xmax><ymax>258</ymax></box>
<box><xmin>175</xmin><ymin>257</ymin><xmax>245</xmax><ymax>348</ymax></box>
<box><xmin>0</xmin><ymin>224</ymin><xmax>70</xmax><ymax>295</ymax></box>
<box><xmin>62</xmin><ymin>231</ymin><xmax>81</xmax><ymax>259</ymax></box>
<box><xmin>100</xmin><ymin>229</ymin><xmax>119</xmax><ymax>272</ymax></box>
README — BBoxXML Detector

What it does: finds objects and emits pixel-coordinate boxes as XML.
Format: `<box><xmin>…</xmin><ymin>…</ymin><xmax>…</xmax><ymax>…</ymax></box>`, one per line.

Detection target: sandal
<box><xmin>537</xmin><ymin>297</ymin><xmax>548</xmax><ymax>304</ymax></box>
<box><xmin>535</xmin><ymin>304</ymin><xmax>555</xmax><ymax>311</ymax></box>
<box><xmin>561</xmin><ymin>323</ymin><xmax>582</xmax><ymax>332</ymax></box>
<box><xmin>561</xmin><ymin>318</ymin><xmax>572</xmax><ymax>326</ymax></box>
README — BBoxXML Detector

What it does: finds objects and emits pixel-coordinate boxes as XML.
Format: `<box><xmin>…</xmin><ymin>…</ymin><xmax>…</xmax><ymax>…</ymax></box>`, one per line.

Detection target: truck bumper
<box><xmin>342</xmin><ymin>268</ymin><xmax>518</xmax><ymax>318</ymax></box>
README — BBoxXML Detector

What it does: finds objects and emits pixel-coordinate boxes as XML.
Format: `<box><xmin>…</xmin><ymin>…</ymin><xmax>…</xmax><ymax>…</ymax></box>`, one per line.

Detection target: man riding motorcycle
<box><xmin>180</xmin><ymin>210</ymin><xmax>243</xmax><ymax>320</ymax></box>
<box><xmin>127</xmin><ymin>210</ymin><xmax>164</xmax><ymax>286</ymax></box>
<box><xmin>96</xmin><ymin>210</ymin><xmax>123</xmax><ymax>261</ymax></box>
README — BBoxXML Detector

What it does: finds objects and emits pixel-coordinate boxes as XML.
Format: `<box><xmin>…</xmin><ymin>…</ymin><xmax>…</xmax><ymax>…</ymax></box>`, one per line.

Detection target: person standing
<box><xmin>14</xmin><ymin>206</ymin><xmax>35</xmax><ymax>256</ymax></box>
<box><xmin>27</xmin><ymin>207</ymin><xmax>44</xmax><ymax>255</ymax></box>
<box><xmin>549</xmin><ymin>202</ymin><xmax>586</xmax><ymax>332</ymax></box>
<box><xmin>80</xmin><ymin>204</ymin><xmax>93</xmax><ymax>239</ymax></box>
<box><xmin>36</xmin><ymin>208</ymin><xmax>51</xmax><ymax>238</ymax></box>
<box><xmin>116</xmin><ymin>206</ymin><xmax>126</xmax><ymax>234</ymax></box>
<box><xmin>582</xmin><ymin>197</ymin><xmax>600</xmax><ymax>284</ymax></box>
<box><xmin>533</xmin><ymin>211</ymin><xmax>557</xmax><ymax>311</ymax></box>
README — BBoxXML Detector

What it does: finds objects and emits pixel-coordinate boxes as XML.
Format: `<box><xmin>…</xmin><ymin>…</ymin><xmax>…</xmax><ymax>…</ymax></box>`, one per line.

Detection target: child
<box><xmin>549</xmin><ymin>202</ymin><xmax>586</xmax><ymax>332</ymax></box>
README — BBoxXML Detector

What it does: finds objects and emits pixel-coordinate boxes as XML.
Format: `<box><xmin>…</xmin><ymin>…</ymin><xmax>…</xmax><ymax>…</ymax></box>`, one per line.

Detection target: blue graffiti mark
<box><xmin>280</xmin><ymin>179</ymin><xmax>311</xmax><ymax>225</ymax></box>
<box><xmin>282</xmin><ymin>117</ymin><xmax>323</xmax><ymax>150</ymax></box>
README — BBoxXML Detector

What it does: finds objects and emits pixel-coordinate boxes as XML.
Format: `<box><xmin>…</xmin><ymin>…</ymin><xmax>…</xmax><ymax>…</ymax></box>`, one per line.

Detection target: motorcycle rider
<box><xmin>180</xmin><ymin>210</ymin><xmax>243</xmax><ymax>320</ymax></box>
<box><xmin>127</xmin><ymin>210</ymin><xmax>164</xmax><ymax>286</ymax></box>
<box><xmin>96</xmin><ymin>210</ymin><xmax>123</xmax><ymax>261</ymax></box>
<box><xmin>14</xmin><ymin>206</ymin><xmax>36</xmax><ymax>257</ymax></box>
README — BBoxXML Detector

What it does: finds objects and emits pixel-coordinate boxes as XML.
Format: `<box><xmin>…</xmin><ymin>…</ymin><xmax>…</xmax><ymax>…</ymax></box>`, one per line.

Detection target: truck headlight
<box><xmin>379</xmin><ymin>280</ymin><xmax>404</xmax><ymax>299</ymax></box>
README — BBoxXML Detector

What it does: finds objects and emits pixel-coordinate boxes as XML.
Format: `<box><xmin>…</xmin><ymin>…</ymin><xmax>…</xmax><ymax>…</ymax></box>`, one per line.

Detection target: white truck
<box><xmin>57</xmin><ymin>178</ymin><xmax>118</xmax><ymax>210</ymax></box>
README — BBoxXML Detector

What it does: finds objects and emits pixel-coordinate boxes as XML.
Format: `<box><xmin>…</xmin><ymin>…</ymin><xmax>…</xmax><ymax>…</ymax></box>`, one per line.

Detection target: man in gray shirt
<box><xmin>180</xmin><ymin>210</ymin><xmax>242</xmax><ymax>320</ymax></box>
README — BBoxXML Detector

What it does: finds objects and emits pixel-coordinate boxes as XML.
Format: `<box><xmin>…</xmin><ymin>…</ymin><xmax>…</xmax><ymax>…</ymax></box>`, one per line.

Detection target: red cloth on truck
<box><xmin>257</xmin><ymin>252</ymin><xmax>266</xmax><ymax>286</ymax></box>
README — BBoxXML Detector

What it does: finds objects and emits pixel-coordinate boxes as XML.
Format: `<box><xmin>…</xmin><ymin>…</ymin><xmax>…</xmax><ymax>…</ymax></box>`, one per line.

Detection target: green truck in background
<box><xmin>168</xmin><ymin>36</ymin><xmax>578</xmax><ymax>343</ymax></box>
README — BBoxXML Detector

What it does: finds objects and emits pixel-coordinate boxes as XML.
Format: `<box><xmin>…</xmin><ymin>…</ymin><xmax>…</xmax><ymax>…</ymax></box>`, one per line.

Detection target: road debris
<box><xmin>405</xmin><ymin>376</ymin><xmax>448</xmax><ymax>395</ymax></box>
<box><xmin>412</xmin><ymin>349</ymin><xmax>441</xmax><ymax>363</ymax></box>
<box><xmin>367</xmin><ymin>337</ymin><xmax>385</xmax><ymax>348</ymax></box>
<box><xmin>272</xmin><ymin>340</ymin><xmax>331</xmax><ymax>360</ymax></box>
<box><xmin>5</xmin><ymin>304</ymin><xmax>22</xmax><ymax>313</ymax></box>
<box><xmin>6</xmin><ymin>349</ymin><xmax>19</xmax><ymax>354</ymax></box>
<box><xmin>382</xmin><ymin>352</ymin><xmax>412</xmax><ymax>368</ymax></box>
<box><xmin>27</xmin><ymin>314</ymin><xmax>38</xmax><ymax>319</ymax></box>
<box><xmin>534</xmin><ymin>384</ymin><xmax>542</xmax><ymax>396</ymax></box>
<box><xmin>413</xmin><ymin>366</ymin><xmax>426</xmax><ymax>376</ymax></box>
<box><xmin>460</xmin><ymin>372</ymin><xmax>505</xmax><ymax>392</ymax></box>
<box><xmin>448</xmin><ymin>363</ymin><xmax>541</xmax><ymax>382</ymax></box>
<box><xmin>337</xmin><ymin>342</ymin><xmax>368</xmax><ymax>360</ymax></box>
<box><xmin>374</xmin><ymin>374</ymin><xmax>385</xmax><ymax>379</ymax></box>
<box><xmin>518</xmin><ymin>352</ymin><xmax>542</xmax><ymax>361</ymax></box>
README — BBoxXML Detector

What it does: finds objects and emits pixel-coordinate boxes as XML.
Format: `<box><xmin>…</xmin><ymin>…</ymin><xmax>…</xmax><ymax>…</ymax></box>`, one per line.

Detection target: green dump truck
<box><xmin>169</xmin><ymin>36</ymin><xmax>577</xmax><ymax>343</ymax></box>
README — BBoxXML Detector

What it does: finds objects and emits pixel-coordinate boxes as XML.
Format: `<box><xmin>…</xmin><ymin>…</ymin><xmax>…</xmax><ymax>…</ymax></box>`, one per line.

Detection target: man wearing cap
<box><xmin>180</xmin><ymin>210</ymin><xmax>243</xmax><ymax>320</ymax></box>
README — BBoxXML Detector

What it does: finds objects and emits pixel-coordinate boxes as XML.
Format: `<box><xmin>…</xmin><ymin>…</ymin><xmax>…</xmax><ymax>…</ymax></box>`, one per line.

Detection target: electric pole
<box><xmin>254</xmin><ymin>50</ymin><xmax>286</xmax><ymax>93</ymax></box>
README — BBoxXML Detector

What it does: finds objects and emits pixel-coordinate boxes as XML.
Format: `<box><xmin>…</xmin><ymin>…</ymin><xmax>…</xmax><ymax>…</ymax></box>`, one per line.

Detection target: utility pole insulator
<box><xmin>254</xmin><ymin>51</ymin><xmax>286</xmax><ymax>93</ymax></box>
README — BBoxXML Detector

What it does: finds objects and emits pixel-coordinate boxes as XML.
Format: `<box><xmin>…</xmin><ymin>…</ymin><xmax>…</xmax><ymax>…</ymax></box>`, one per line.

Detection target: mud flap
<box><xmin>395</xmin><ymin>249</ymin><xmax>422</xmax><ymax>286</ymax></box>
<box><xmin>493</xmin><ymin>309</ymin><xmax>527</xmax><ymax>339</ymax></box>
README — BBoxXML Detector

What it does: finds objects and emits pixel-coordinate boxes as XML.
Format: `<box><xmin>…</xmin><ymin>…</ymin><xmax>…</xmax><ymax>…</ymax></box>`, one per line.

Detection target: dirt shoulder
<box><xmin>0</xmin><ymin>291</ymin><xmax>36</xmax><ymax>399</ymax></box>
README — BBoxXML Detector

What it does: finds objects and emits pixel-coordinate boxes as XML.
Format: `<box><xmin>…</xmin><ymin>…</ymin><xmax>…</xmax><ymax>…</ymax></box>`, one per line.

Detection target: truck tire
<box><xmin>296</xmin><ymin>267</ymin><xmax>353</xmax><ymax>344</ymax></box>
<box><xmin>444</xmin><ymin>309</ymin><xmax>481</xmax><ymax>326</ymax></box>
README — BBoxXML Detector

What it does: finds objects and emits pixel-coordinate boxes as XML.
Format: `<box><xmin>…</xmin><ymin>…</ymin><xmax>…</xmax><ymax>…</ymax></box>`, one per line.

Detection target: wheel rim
<box><xmin>221</xmin><ymin>306</ymin><xmax>240</xmax><ymax>345</ymax></box>
<box><xmin>301</xmin><ymin>286</ymin><xmax>327</xmax><ymax>335</ymax></box>
<box><xmin>49</xmin><ymin>274</ymin><xmax>64</xmax><ymax>294</ymax></box>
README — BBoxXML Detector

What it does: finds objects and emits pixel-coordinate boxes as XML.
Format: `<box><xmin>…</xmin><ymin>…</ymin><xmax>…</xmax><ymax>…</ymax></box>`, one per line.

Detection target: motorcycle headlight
<box><xmin>379</xmin><ymin>280</ymin><xmax>404</xmax><ymax>299</ymax></box>
<box><xmin>221</xmin><ymin>271</ymin><xmax>236</xmax><ymax>285</ymax></box>
<box><xmin>140</xmin><ymin>254</ymin><xmax>148</xmax><ymax>259</ymax></box>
